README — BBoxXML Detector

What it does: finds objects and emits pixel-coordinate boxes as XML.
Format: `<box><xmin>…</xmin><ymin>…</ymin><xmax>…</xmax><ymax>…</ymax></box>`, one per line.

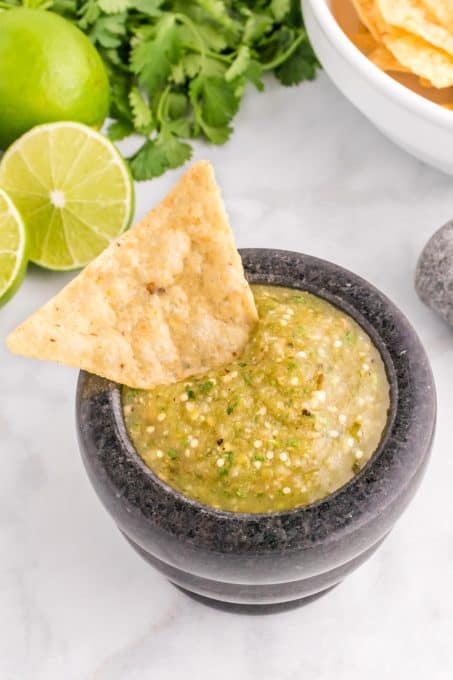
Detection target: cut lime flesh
<box><xmin>0</xmin><ymin>188</ymin><xmax>27</xmax><ymax>306</ymax></box>
<box><xmin>0</xmin><ymin>122</ymin><xmax>134</xmax><ymax>271</ymax></box>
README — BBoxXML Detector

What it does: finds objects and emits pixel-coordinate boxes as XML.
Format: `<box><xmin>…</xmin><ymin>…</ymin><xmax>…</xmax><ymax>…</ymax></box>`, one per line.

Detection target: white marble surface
<box><xmin>1</xmin><ymin>73</ymin><xmax>453</xmax><ymax>679</ymax></box>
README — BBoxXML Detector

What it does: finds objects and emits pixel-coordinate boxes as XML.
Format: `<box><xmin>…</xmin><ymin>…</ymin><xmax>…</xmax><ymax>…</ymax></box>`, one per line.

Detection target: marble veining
<box><xmin>1</xmin><ymin>74</ymin><xmax>453</xmax><ymax>678</ymax></box>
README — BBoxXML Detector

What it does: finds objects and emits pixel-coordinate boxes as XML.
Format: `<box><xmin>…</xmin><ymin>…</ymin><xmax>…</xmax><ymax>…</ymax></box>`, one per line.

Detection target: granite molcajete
<box><xmin>76</xmin><ymin>250</ymin><xmax>436</xmax><ymax>606</ymax></box>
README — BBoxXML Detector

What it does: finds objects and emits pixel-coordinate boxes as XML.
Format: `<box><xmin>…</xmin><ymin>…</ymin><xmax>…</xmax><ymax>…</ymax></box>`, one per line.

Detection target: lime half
<box><xmin>0</xmin><ymin>188</ymin><xmax>27</xmax><ymax>307</ymax></box>
<box><xmin>0</xmin><ymin>122</ymin><xmax>134</xmax><ymax>270</ymax></box>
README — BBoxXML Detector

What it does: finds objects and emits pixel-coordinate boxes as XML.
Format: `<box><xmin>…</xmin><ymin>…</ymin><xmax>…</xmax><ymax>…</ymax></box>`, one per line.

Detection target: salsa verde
<box><xmin>123</xmin><ymin>285</ymin><xmax>390</xmax><ymax>513</ymax></box>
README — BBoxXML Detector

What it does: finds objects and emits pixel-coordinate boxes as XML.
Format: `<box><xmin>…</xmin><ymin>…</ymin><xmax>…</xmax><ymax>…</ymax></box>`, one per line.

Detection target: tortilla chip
<box><xmin>350</xmin><ymin>0</ymin><xmax>453</xmax><ymax>88</ymax></box>
<box><xmin>369</xmin><ymin>45</ymin><xmax>410</xmax><ymax>72</ymax></box>
<box><xmin>378</xmin><ymin>0</ymin><xmax>453</xmax><ymax>57</ymax></box>
<box><xmin>419</xmin><ymin>76</ymin><xmax>435</xmax><ymax>87</ymax></box>
<box><xmin>421</xmin><ymin>0</ymin><xmax>453</xmax><ymax>32</ymax></box>
<box><xmin>351</xmin><ymin>0</ymin><xmax>385</xmax><ymax>39</ymax></box>
<box><xmin>351</xmin><ymin>28</ymin><xmax>409</xmax><ymax>72</ymax></box>
<box><xmin>7</xmin><ymin>161</ymin><xmax>258</xmax><ymax>389</ymax></box>
<box><xmin>351</xmin><ymin>30</ymin><xmax>379</xmax><ymax>54</ymax></box>
<box><xmin>384</xmin><ymin>31</ymin><xmax>453</xmax><ymax>88</ymax></box>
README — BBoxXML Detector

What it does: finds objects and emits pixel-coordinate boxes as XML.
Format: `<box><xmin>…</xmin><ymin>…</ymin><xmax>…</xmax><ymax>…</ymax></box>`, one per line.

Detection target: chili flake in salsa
<box><xmin>123</xmin><ymin>285</ymin><xmax>390</xmax><ymax>513</ymax></box>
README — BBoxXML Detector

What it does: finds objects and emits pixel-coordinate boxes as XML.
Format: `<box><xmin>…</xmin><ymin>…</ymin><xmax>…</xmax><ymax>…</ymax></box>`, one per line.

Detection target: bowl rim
<box><xmin>77</xmin><ymin>248</ymin><xmax>436</xmax><ymax>553</ymax></box>
<box><xmin>304</xmin><ymin>0</ymin><xmax>453</xmax><ymax>129</ymax></box>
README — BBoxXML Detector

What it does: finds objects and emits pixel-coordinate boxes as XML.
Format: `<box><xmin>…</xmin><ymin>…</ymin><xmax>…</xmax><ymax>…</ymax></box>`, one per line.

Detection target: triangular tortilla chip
<box><xmin>7</xmin><ymin>161</ymin><xmax>258</xmax><ymax>389</ymax></box>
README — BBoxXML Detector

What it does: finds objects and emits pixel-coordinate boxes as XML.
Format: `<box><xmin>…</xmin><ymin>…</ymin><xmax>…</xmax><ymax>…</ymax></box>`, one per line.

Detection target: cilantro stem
<box><xmin>156</xmin><ymin>86</ymin><xmax>171</xmax><ymax>125</ymax></box>
<box><xmin>261</xmin><ymin>32</ymin><xmax>305</xmax><ymax>71</ymax></box>
<box><xmin>186</xmin><ymin>46</ymin><xmax>232</xmax><ymax>65</ymax></box>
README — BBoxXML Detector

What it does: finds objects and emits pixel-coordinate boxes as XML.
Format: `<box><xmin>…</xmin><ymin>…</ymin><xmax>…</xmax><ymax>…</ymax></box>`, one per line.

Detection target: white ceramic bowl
<box><xmin>302</xmin><ymin>0</ymin><xmax>453</xmax><ymax>175</ymax></box>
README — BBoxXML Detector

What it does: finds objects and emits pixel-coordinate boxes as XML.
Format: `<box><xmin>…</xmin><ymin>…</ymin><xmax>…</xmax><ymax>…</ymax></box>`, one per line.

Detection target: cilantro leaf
<box><xmin>101</xmin><ymin>47</ymin><xmax>127</xmax><ymax>69</ymax></box>
<box><xmin>89</xmin><ymin>13</ymin><xmax>128</xmax><ymax>49</ymax></box>
<box><xmin>178</xmin><ymin>20</ymin><xmax>228</xmax><ymax>54</ymax></box>
<box><xmin>178</xmin><ymin>53</ymin><xmax>203</xmax><ymax>80</ymax></box>
<box><xmin>193</xmin><ymin>23</ymin><xmax>229</xmax><ymax>52</ymax></box>
<box><xmin>98</xmin><ymin>0</ymin><xmax>131</xmax><ymax>14</ymax></box>
<box><xmin>129</xmin><ymin>130</ymin><xmax>192</xmax><ymax>180</ymax></box>
<box><xmin>190</xmin><ymin>75</ymin><xmax>239</xmax><ymax>128</ymax></box>
<box><xmin>162</xmin><ymin>131</ymin><xmax>192</xmax><ymax>169</ymax></box>
<box><xmin>202</xmin><ymin>76</ymin><xmax>239</xmax><ymax>127</ymax></box>
<box><xmin>129</xmin><ymin>138</ymin><xmax>169</xmax><ymax>180</ymax></box>
<box><xmin>199</xmin><ymin>380</ymin><xmax>214</xmax><ymax>393</ymax></box>
<box><xmin>129</xmin><ymin>0</ymin><xmax>164</xmax><ymax>16</ymax></box>
<box><xmin>199</xmin><ymin>122</ymin><xmax>232</xmax><ymax>145</ymax></box>
<box><xmin>78</xmin><ymin>0</ymin><xmax>100</xmax><ymax>29</ymax></box>
<box><xmin>107</xmin><ymin>119</ymin><xmax>134</xmax><ymax>140</ymax></box>
<box><xmin>244</xmin><ymin>60</ymin><xmax>264</xmax><ymax>91</ymax></box>
<box><xmin>195</xmin><ymin>0</ymin><xmax>240</xmax><ymax>40</ymax></box>
<box><xmin>49</xmin><ymin>0</ymin><xmax>78</xmax><ymax>19</ymax></box>
<box><xmin>271</xmin><ymin>0</ymin><xmax>291</xmax><ymax>22</ymax></box>
<box><xmin>287</xmin><ymin>0</ymin><xmax>304</xmax><ymax>28</ymax></box>
<box><xmin>130</xmin><ymin>15</ymin><xmax>182</xmax><ymax>95</ymax></box>
<box><xmin>167</xmin><ymin>92</ymin><xmax>189</xmax><ymax>119</ymax></box>
<box><xmin>168</xmin><ymin>117</ymin><xmax>195</xmax><ymax>138</ymax></box>
<box><xmin>243</xmin><ymin>13</ymin><xmax>273</xmax><ymax>44</ymax></box>
<box><xmin>109</xmin><ymin>72</ymin><xmax>133</xmax><ymax>122</ymax></box>
<box><xmin>275</xmin><ymin>41</ymin><xmax>319</xmax><ymax>85</ymax></box>
<box><xmin>129</xmin><ymin>86</ymin><xmax>154</xmax><ymax>133</ymax></box>
<box><xmin>189</xmin><ymin>74</ymin><xmax>240</xmax><ymax>144</ymax></box>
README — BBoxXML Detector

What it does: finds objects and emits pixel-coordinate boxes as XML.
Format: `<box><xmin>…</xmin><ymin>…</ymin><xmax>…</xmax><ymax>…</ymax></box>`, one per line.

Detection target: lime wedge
<box><xmin>0</xmin><ymin>122</ymin><xmax>134</xmax><ymax>271</ymax></box>
<box><xmin>0</xmin><ymin>188</ymin><xmax>27</xmax><ymax>307</ymax></box>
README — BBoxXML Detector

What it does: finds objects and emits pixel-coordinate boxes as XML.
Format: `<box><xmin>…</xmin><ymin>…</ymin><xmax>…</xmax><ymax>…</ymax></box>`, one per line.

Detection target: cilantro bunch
<box><xmin>5</xmin><ymin>0</ymin><xmax>320</xmax><ymax>180</ymax></box>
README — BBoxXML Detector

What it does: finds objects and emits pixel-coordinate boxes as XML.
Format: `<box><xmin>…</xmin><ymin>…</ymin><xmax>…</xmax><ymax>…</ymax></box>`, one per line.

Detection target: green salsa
<box><xmin>123</xmin><ymin>285</ymin><xmax>390</xmax><ymax>513</ymax></box>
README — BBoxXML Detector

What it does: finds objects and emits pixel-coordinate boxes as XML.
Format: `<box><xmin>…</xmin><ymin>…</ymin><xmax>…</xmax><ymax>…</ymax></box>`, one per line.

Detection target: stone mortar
<box><xmin>77</xmin><ymin>249</ymin><xmax>436</xmax><ymax>607</ymax></box>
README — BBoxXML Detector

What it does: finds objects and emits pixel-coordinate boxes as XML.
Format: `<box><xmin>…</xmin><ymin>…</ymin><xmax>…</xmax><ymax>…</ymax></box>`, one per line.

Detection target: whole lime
<box><xmin>0</xmin><ymin>8</ymin><xmax>110</xmax><ymax>149</ymax></box>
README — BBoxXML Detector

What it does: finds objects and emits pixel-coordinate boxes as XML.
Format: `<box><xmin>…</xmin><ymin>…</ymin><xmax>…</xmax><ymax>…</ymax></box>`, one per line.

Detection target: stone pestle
<box><xmin>415</xmin><ymin>221</ymin><xmax>453</xmax><ymax>326</ymax></box>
